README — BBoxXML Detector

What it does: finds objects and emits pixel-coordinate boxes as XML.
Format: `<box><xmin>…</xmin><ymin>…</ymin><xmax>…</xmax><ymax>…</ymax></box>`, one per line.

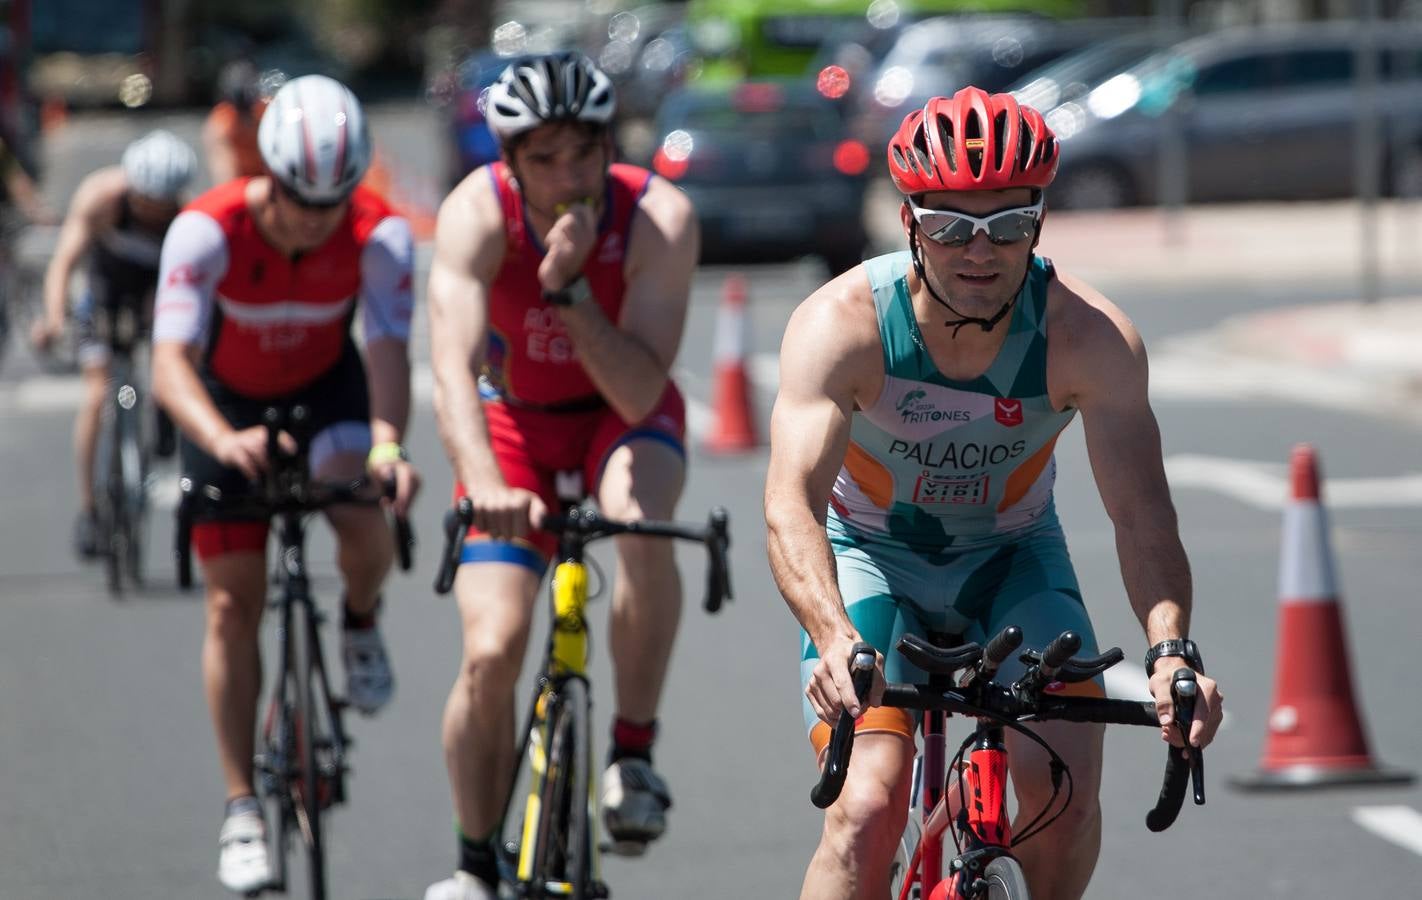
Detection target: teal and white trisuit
<box><xmin>800</xmin><ymin>250</ymin><xmax>1103</xmax><ymax>737</ymax></box>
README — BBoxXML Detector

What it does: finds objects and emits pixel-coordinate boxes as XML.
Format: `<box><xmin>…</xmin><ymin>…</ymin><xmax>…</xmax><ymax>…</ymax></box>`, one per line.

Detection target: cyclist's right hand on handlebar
<box><xmin>806</xmin><ymin>634</ymin><xmax>884</xmax><ymax>724</ymax></box>
<box><xmin>213</xmin><ymin>426</ymin><xmax>296</xmax><ymax>482</ymax></box>
<box><xmin>466</xmin><ymin>485</ymin><xmax>548</xmax><ymax>541</ymax></box>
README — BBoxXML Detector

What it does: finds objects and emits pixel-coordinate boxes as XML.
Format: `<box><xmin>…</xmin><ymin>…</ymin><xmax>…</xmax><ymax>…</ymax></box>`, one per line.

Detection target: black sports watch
<box><xmin>542</xmin><ymin>275</ymin><xmax>592</xmax><ymax>308</ymax></box>
<box><xmin>1144</xmin><ymin>638</ymin><xmax>1203</xmax><ymax>677</ymax></box>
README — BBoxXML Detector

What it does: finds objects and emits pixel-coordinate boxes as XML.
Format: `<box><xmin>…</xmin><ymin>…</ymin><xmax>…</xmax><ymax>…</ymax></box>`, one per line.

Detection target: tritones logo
<box><xmin>896</xmin><ymin>388</ymin><xmax>971</xmax><ymax>425</ymax></box>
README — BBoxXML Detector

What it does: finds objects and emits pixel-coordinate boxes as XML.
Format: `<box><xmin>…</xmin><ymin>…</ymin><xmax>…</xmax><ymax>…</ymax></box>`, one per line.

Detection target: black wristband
<box><xmin>1145</xmin><ymin>638</ymin><xmax>1203</xmax><ymax>677</ymax></box>
<box><xmin>542</xmin><ymin>276</ymin><xmax>591</xmax><ymax>308</ymax></box>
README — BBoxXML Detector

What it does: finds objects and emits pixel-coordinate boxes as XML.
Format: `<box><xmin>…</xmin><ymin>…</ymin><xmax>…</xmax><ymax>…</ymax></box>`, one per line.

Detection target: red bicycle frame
<box><xmin>899</xmin><ymin>714</ymin><xmax>1015</xmax><ymax>900</ymax></box>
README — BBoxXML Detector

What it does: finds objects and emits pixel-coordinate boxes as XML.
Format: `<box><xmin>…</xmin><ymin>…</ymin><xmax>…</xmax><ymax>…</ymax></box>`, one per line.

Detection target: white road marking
<box><xmin>1353</xmin><ymin>806</ymin><xmax>1422</xmax><ymax>859</ymax></box>
<box><xmin>1165</xmin><ymin>454</ymin><xmax>1422</xmax><ymax>511</ymax></box>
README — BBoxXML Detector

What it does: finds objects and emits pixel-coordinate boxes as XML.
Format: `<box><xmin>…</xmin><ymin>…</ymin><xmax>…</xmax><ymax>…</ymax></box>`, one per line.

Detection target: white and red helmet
<box><xmin>258</xmin><ymin>74</ymin><xmax>372</xmax><ymax>205</ymax></box>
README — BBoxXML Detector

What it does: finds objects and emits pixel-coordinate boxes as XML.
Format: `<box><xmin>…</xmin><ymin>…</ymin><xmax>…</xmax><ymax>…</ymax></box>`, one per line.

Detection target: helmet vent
<box><xmin>1016</xmin><ymin>113</ymin><xmax>1033</xmax><ymax>174</ymax></box>
<box><xmin>964</xmin><ymin>108</ymin><xmax>984</xmax><ymax>178</ymax></box>
<box><xmin>994</xmin><ymin>110</ymin><xmax>1011</xmax><ymax>172</ymax></box>
<box><xmin>932</xmin><ymin>113</ymin><xmax>955</xmax><ymax>174</ymax></box>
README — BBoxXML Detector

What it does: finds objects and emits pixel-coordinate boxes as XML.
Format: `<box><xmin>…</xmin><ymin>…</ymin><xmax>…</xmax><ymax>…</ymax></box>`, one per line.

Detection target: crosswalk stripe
<box><xmin>1353</xmin><ymin>806</ymin><xmax>1422</xmax><ymax>858</ymax></box>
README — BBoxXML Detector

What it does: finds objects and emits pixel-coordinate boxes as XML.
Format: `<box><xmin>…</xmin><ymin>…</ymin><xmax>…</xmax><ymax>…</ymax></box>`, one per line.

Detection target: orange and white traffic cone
<box><xmin>1231</xmin><ymin>444</ymin><xmax>1413</xmax><ymax>790</ymax></box>
<box><xmin>703</xmin><ymin>273</ymin><xmax>758</xmax><ymax>454</ymax></box>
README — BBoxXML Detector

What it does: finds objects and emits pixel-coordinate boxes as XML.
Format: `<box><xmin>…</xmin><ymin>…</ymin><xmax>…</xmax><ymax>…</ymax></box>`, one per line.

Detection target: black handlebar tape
<box><xmin>1171</xmin><ymin>669</ymin><xmax>1206</xmax><ymax>805</ymax></box>
<box><xmin>1040</xmin><ymin>630</ymin><xmax>1082</xmax><ymax>674</ymax></box>
<box><xmin>1145</xmin><ymin>668</ymin><xmax>1202</xmax><ymax>831</ymax></box>
<box><xmin>704</xmin><ymin>507</ymin><xmax>731</xmax><ymax>613</ymax></box>
<box><xmin>980</xmin><ymin>625</ymin><xmax>1024</xmax><ymax>678</ymax></box>
<box><xmin>811</xmin><ymin>643</ymin><xmax>876</xmax><ymax>809</ymax></box>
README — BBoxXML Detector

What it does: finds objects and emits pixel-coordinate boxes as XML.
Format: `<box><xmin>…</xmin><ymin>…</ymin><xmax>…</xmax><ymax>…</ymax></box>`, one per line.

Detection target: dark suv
<box><xmin>651</xmin><ymin>80</ymin><xmax>870</xmax><ymax>273</ymax></box>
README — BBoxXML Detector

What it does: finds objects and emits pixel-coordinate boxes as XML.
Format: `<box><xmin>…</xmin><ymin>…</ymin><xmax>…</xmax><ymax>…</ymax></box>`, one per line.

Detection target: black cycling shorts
<box><xmin>180</xmin><ymin>340</ymin><xmax>372</xmax><ymax>522</ymax></box>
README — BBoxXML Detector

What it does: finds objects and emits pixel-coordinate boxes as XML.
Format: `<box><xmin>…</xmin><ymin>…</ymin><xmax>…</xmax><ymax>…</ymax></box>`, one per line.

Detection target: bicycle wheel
<box><xmin>982</xmin><ymin>856</ymin><xmax>1030</xmax><ymax>900</ymax></box>
<box><xmin>290</xmin><ymin>601</ymin><xmax>328</xmax><ymax>900</ymax></box>
<box><xmin>529</xmin><ymin>678</ymin><xmax>592</xmax><ymax>900</ymax></box>
<box><xmin>890</xmin><ymin>812</ymin><xmax>923</xmax><ymax>899</ymax></box>
<box><xmin>102</xmin><ymin>430</ymin><xmax>124</xmax><ymax>597</ymax></box>
<box><xmin>261</xmin><ymin>670</ymin><xmax>294</xmax><ymax>893</ymax></box>
<box><xmin>117</xmin><ymin>398</ymin><xmax>147</xmax><ymax>586</ymax></box>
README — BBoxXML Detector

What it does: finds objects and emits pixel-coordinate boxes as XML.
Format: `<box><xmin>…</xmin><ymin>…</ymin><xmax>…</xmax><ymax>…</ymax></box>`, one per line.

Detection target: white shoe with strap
<box><xmin>424</xmin><ymin>870</ymin><xmax>497</xmax><ymax>900</ymax></box>
<box><xmin>342</xmin><ymin>623</ymin><xmax>394</xmax><ymax>715</ymax></box>
<box><xmin>602</xmin><ymin>758</ymin><xmax>672</xmax><ymax>856</ymax></box>
<box><xmin>217</xmin><ymin>811</ymin><xmax>271</xmax><ymax>894</ymax></box>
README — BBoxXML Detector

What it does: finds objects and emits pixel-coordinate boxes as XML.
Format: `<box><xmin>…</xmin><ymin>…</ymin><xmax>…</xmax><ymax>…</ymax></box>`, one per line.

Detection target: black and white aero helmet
<box><xmin>258</xmin><ymin>74</ymin><xmax>372</xmax><ymax>205</ymax></box>
<box><xmin>485</xmin><ymin>52</ymin><xmax>616</xmax><ymax>143</ymax></box>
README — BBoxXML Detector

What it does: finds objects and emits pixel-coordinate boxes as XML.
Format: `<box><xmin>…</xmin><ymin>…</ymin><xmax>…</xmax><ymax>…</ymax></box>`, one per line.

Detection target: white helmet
<box><xmin>258</xmin><ymin>74</ymin><xmax>372</xmax><ymax>205</ymax></box>
<box><xmin>122</xmin><ymin>130</ymin><xmax>196</xmax><ymax>201</ymax></box>
<box><xmin>485</xmin><ymin>52</ymin><xmax>616</xmax><ymax>143</ymax></box>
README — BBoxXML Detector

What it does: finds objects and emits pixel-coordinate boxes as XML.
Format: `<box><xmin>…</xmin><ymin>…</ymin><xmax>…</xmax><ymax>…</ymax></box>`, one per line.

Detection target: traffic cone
<box><xmin>1231</xmin><ymin>444</ymin><xmax>1414</xmax><ymax>790</ymax></box>
<box><xmin>703</xmin><ymin>273</ymin><xmax>758</xmax><ymax>454</ymax></box>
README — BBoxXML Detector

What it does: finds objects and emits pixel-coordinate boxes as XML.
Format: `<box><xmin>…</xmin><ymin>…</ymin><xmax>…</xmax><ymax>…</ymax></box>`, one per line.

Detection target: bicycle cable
<box><xmin>945</xmin><ymin>716</ymin><xmax>1075</xmax><ymax>854</ymax></box>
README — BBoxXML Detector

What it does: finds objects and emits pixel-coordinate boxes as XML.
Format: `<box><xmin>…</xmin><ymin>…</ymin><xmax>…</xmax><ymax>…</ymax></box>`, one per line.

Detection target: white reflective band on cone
<box><xmin>1277</xmin><ymin>500</ymin><xmax>1339</xmax><ymax>604</ymax></box>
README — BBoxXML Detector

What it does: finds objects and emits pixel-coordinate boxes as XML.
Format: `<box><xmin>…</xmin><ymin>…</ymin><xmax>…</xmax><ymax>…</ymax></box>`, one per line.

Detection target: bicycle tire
<box><xmin>103</xmin><ymin>449</ymin><xmax>124</xmax><ymax>597</ymax></box>
<box><xmin>119</xmin><ymin>405</ymin><xmax>147</xmax><ymax>587</ymax></box>
<box><xmin>530</xmin><ymin>679</ymin><xmax>592</xmax><ymax>900</ymax></box>
<box><xmin>982</xmin><ymin>856</ymin><xmax>1030</xmax><ymax>900</ymax></box>
<box><xmin>291</xmin><ymin>602</ymin><xmax>328</xmax><ymax>900</ymax></box>
<box><xmin>262</xmin><ymin>669</ymin><xmax>294</xmax><ymax>894</ymax></box>
<box><xmin>890</xmin><ymin>812</ymin><xmax>923</xmax><ymax>900</ymax></box>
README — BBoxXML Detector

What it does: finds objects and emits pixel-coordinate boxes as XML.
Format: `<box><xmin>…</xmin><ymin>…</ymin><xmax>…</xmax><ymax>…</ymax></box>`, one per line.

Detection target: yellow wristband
<box><xmin>367</xmin><ymin>442</ymin><xmax>408</xmax><ymax>467</ymax></box>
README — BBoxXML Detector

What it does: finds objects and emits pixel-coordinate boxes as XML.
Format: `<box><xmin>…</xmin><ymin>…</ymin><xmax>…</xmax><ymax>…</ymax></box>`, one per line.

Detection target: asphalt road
<box><xmin>1</xmin><ymin>106</ymin><xmax>1420</xmax><ymax>899</ymax></box>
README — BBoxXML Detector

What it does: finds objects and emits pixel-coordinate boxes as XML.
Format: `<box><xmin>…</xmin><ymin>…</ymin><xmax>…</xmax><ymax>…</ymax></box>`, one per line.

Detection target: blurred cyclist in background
<box><xmin>0</xmin><ymin>124</ymin><xmax>58</xmax><ymax>226</ymax></box>
<box><xmin>31</xmin><ymin>129</ymin><xmax>195</xmax><ymax>558</ymax></box>
<box><xmin>151</xmin><ymin>74</ymin><xmax>418</xmax><ymax>894</ymax></box>
<box><xmin>202</xmin><ymin>59</ymin><xmax>269</xmax><ymax>184</ymax></box>
<box><xmin>424</xmin><ymin>51</ymin><xmax>698</xmax><ymax>900</ymax></box>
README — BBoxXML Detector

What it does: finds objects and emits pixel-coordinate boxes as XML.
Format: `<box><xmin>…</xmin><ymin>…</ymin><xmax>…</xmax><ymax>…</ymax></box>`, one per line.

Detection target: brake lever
<box><xmin>1171</xmin><ymin>668</ymin><xmax>1205</xmax><ymax>806</ymax></box>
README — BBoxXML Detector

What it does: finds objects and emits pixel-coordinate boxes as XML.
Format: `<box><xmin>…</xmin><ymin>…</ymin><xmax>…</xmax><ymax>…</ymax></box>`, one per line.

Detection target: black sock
<box><xmin>341</xmin><ymin>595</ymin><xmax>380</xmax><ymax>631</ymax></box>
<box><xmin>458</xmin><ymin>830</ymin><xmax>499</xmax><ymax>890</ymax></box>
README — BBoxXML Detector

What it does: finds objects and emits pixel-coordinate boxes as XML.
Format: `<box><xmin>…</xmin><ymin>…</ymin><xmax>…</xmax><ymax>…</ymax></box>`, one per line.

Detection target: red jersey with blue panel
<box><xmin>459</xmin><ymin>161</ymin><xmax>687</xmax><ymax>570</ymax></box>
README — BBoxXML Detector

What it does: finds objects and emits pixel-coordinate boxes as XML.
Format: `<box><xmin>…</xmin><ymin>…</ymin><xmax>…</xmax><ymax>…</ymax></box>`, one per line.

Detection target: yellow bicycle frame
<box><xmin>515</xmin><ymin>560</ymin><xmax>601</xmax><ymax>889</ymax></box>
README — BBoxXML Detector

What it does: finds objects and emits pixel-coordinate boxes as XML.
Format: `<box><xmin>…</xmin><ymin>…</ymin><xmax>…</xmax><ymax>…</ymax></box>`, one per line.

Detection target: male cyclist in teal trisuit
<box><xmin>765</xmin><ymin>87</ymin><xmax>1224</xmax><ymax>900</ymax></box>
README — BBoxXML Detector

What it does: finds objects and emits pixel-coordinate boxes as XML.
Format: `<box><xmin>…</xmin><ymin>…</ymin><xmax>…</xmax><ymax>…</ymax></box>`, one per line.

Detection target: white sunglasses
<box><xmin>909</xmin><ymin>198</ymin><xmax>1044</xmax><ymax>246</ymax></box>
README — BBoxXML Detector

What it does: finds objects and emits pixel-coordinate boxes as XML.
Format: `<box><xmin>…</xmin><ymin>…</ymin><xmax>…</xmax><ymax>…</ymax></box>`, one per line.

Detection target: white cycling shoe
<box><xmin>217</xmin><ymin>811</ymin><xmax>271</xmax><ymax>894</ymax></box>
<box><xmin>601</xmin><ymin>758</ymin><xmax>672</xmax><ymax>856</ymax></box>
<box><xmin>342</xmin><ymin>624</ymin><xmax>394</xmax><ymax>715</ymax></box>
<box><xmin>424</xmin><ymin>870</ymin><xmax>497</xmax><ymax>900</ymax></box>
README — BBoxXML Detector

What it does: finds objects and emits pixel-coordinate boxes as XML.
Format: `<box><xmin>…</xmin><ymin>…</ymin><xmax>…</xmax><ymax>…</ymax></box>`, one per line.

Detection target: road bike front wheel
<box><xmin>529</xmin><ymin>678</ymin><xmax>593</xmax><ymax>900</ymax></box>
<box><xmin>291</xmin><ymin>602</ymin><xmax>328</xmax><ymax>900</ymax></box>
<box><xmin>890</xmin><ymin>810</ymin><xmax>923</xmax><ymax>899</ymax></box>
<box><xmin>981</xmin><ymin>856</ymin><xmax>1030</xmax><ymax>900</ymax></box>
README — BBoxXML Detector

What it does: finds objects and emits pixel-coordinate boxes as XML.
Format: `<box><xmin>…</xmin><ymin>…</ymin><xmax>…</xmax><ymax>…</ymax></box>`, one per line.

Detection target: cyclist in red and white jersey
<box><xmin>424</xmin><ymin>52</ymin><xmax>699</xmax><ymax>900</ymax></box>
<box><xmin>150</xmin><ymin>75</ymin><xmax>419</xmax><ymax>895</ymax></box>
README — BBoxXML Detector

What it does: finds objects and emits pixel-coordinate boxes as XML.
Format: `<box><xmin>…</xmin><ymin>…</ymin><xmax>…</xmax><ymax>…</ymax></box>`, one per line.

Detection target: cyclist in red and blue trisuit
<box><xmin>425</xmin><ymin>52</ymin><xmax>699</xmax><ymax>900</ymax></box>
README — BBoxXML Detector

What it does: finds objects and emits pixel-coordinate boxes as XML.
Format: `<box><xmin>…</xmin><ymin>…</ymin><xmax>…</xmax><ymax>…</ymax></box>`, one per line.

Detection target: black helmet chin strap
<box><xmin>909</xmin><ymin>224</ymin><xmax>1026</xmax><ymax>339</ymax></box>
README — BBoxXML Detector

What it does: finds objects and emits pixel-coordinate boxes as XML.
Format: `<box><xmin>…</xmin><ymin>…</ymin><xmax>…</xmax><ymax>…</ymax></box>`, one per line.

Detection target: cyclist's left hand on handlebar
<box><xmin>538</xmin><ymin>202</ymin><xmax>597</xmax><ymax>292</ymax></box>
<box><xmin>371</xmin><ymin>459</ymin><xmax>421</xmax><ymax>518</ymax></box>
<box><xmin>806</xmin><ymin>634</ymin><xmax>885</xmax><ymax>725</ymax></box>
<box><xmin>1150</xmin><ymin>666</ymin><xmax>1223</xmax><ymax>754</ymax></box>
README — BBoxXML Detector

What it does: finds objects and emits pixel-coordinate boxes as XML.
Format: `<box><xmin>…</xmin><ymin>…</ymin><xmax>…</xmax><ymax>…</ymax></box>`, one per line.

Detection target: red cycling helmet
<box><xmin>887</xmin><ymin>86</ymin><xmax>1058</xmax><ymax>195</ymax></box>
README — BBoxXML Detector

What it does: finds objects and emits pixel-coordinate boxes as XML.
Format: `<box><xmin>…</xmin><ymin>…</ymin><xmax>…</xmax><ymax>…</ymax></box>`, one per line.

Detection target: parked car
<box><xmin>1041</xmin><ymin>22</ymin><xmax>1422</xmax><ymax>208</ymax></box>
<box><xmin>1008</xmin><ymin>29</ymin><xmax>1192</xmax><ymax>116</ymax></box>
<box><xmin>652</xmin><ymin>80</ymin><xmax>871</xmax><ymax>273</ymax></box>
<box><xmin>850</xmin><ymin>15</ymin><xmax>1145</xmax><ymax>148</ymax></box>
